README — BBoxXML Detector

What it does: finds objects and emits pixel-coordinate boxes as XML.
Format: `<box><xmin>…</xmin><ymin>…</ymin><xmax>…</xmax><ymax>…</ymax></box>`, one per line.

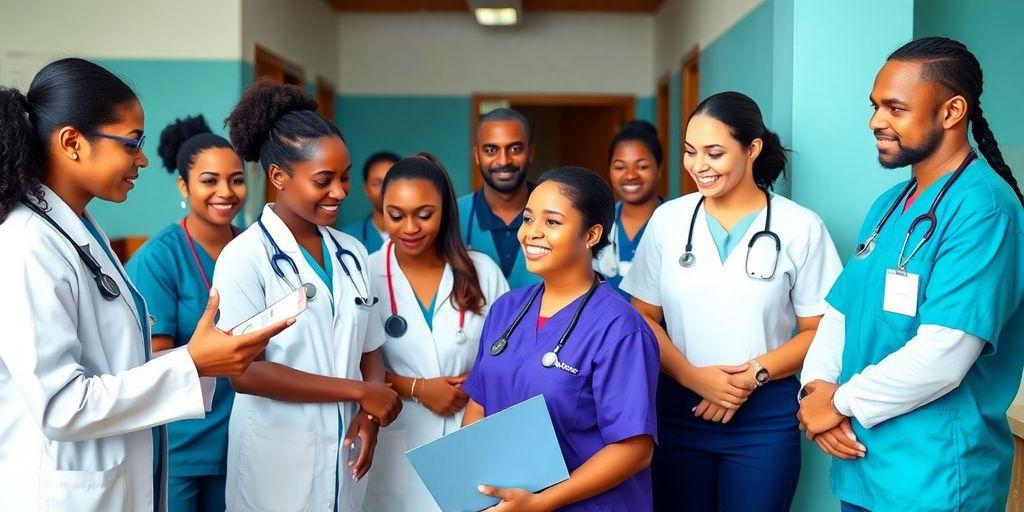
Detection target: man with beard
<box><xmin>457</xmin><ymin>108</ymin><xmax>542</xmax><ymax>288</ymax></box>
<box><xmin>798</xmin><ymin>37</ymin><xmax>1024</xmax><ymax>512</ymax></box>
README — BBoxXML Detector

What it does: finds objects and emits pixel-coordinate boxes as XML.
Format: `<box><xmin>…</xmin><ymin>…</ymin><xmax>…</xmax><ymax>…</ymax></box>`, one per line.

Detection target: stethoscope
<box><xmin>256</xmin><ymin>217</ymin><xmax>378</xmax><ymax>307</ymax></box>
<box><xmin>382</xmin><ymin>241</ymin><xmax>467</xmax><ymax>342</ymax></box>
<box><xmin>489</xmin><ymin>274</ymin><xmax>602</xmax><ymax>368</ymax></box>
<box><xmin>180</xmin><ymin>217</ymin><xmax>237</xmax><ymax>291</ymax></box>
<box><xmin>678</xmin><ymin>188</ymin><xmax>781</xmax><ymax>280</ymax></box>
<box><xmin>600</xmin><ymin>198</ymin><xmax>665</xmax><ymax>277</ymax></box>
<box><xmin>20</xmin><ymin>198</ymin><xmax>122</xmax><ymax>300</ymax></box>
<box><xmin>854</xmin><ymin>151</ymin><xmax>977</xmax><ymax>269</ymax></box>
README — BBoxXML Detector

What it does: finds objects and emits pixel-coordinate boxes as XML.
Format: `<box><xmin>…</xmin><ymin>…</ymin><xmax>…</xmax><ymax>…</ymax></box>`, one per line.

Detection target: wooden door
<box><xmin>680</xmin><ymin>47</ymin><xmax>700</xmax><ymax>195</ymax></box>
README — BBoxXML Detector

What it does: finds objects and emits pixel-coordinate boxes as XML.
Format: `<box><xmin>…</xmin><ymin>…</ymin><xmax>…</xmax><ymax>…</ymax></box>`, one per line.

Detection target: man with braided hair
<box><xmin>797</xmin><ymin>37</ymin><xmax>1024</xmax><ymax>511</ymax></box>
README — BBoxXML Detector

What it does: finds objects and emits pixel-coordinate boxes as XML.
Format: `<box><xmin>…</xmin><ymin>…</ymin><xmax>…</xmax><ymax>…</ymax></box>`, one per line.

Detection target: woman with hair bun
<box><xmin>594</xmin><ymin>119</ymin><xmax>665</xmax><ymax>297</ymax></box>
<box><xmin>622</xmin><ymin>92</ymin><xmax>843</xmax><ymax>511</ymax></box>
<box><xmin>214</xmin><ymin>80</ymin><xmax>401</xmax><ymax>512</ymax></box>
<box><xmin>125</xmin><ymin>114</ymin><xmax>245</xmax><ymax>512</ymax></box>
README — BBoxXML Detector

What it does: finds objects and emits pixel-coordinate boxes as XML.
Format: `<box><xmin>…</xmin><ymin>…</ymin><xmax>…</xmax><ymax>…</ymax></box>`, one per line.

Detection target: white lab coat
<box><xmin>363</xmin><ymin>245</ymin><xmax>508</xmax><ymax>512</ymax></box>
<box><xmin>0</xmin><ymin>186</ymin><xmax>214</xmax><ymax>512</ymax></box>
<box><xmin>622</xmin><ymin>193</ymin><xmax>843</xmax><ymax>367</ymax></box>
<box><xmin>214</xmin><ymin>204</ymin><xmax>384</xmax><ymax>512</ymax></box>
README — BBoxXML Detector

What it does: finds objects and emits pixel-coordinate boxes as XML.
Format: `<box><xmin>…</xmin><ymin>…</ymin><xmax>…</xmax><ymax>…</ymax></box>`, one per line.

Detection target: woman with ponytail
<box><xmin>0</xmin><ymin>59</ymin><xmax>291</xmax><ymax>511</ymax></box>
<box><xmin>622</xmin><ymin>92</ymin><xmax>842</xmax><ymax>511</ymax></box>
<box><xmin>125</xmin><ymin>115</ymin><xmax>245</xmax><ymax>511</ymax></box>
<box><xmin>362</xmin><ymin>153</ymin><xmax>508</xmax><ymax>511</ymax></box>
<box><xmin>800</xmin><ymin>37</ymin><xmax>1024</xmax><ymax>512</ymax></box>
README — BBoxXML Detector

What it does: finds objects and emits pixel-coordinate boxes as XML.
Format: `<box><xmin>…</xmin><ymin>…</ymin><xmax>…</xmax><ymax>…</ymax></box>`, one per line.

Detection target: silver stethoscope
<box><xmin>854</xmin><ymin>151</ymin><xmax>977</xmax><ymax>269</ymax></box>
<box><xmin>599</xmin><ymin>198</ymin><xmax>665</xmax><ymax>277</ymax></box>
<box><xmin>678</xmin><ymin>188</ymin><xmax>781</xmax><ymax>280</ymax></box>
<box><xmin>20</xmin><ymin>198</ymin><xmax>122</xmax><ymax>300</ymax></box>
<box><xmin>256</xmin><ymin>217</ymin><xmax>378</xmax><ymax>307</ymax></box>
<box><xmin>382</xmin><ymin>241</ymin><xmax>467</xmax><ymax>343</ymax></box>
<box><xmin>489</xmin><ymin>275</ymin><xmax>602</xmax><ymax>368</ymax></box>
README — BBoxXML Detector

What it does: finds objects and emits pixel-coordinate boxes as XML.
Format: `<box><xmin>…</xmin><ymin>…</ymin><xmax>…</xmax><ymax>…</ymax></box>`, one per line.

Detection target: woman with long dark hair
<box><xmin>363</xmin><ymin>153</ymin><xmax>508</xmax><ymax>511</ymax></box>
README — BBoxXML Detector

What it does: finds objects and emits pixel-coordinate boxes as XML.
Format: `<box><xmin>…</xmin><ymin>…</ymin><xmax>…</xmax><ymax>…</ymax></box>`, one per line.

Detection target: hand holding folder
<box><xmin>405</xmin><ymin>395</ymin><xmax>569</xmax><ymax>511</ymax></box>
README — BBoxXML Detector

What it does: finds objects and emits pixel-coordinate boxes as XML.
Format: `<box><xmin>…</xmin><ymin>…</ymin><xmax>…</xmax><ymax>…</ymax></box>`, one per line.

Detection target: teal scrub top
<box><xmin>826</xmin><ymin>159</ymin><xmax>1024</xmax><ymax>511</ymax></box>
<box><xmin>126</xmin><ymin>222</ymin><xmax>234</xmax><ymax>478</ymax></box>
<box><xmin>457</xmin><ymin>191</ymin><xmax>541</xmax><ymax>290</ymax></box>
<box><xmin>299</xmin><ymin>237</ymin><xmax>334</xmax><ymax>313</ymax></box>
<box><xmin>706</xmin><ymin>209</ymin><xmax>762</xmax><ymax>263</ymax></box>
<box><xmin>606</xmin><ymin>201</ymin><xmax>659</xmax><ymax>298</ymax></box>
<box><xmin>340</xmin><ymin>214</ymin><xmax>385</xmax><ymax>253</ymax></box>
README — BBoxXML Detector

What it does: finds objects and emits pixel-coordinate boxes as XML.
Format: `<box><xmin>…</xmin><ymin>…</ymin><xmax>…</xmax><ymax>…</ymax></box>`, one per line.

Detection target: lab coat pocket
<box><xmin>239</xmin><ymin>423</ymin><xmax>318</xmax><ymax>512</ymax></box>
<box><xmin>366</xmin><ymin>428</ymin><xmax>409</xmax><ymax>496</ymax></box>
<box><xmin>44</xmin><ymin>460</ymin><xmax>126</xmax><ymax>512</ymax></box>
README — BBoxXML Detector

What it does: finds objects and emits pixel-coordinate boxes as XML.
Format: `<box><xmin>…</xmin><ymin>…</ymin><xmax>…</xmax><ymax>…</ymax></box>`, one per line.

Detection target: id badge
<box><xmin>883</xmin><ymin>269</ymin><xmax>919</xmax><ymax>317</ymax></box>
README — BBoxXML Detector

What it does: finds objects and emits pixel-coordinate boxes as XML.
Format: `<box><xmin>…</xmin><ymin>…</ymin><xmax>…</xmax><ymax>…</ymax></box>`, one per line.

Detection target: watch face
<box><xmin>756</xmin><ymin>369</ymin><xmax>770</xmax><ymax>384</ymax></box>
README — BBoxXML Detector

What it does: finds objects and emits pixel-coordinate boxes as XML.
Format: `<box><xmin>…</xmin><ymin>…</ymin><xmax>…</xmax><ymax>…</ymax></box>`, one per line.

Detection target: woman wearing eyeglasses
<box><xmin>0</xmin><ymin>59</ymin><xmax>292</xmax><ymax>511</ymax></box>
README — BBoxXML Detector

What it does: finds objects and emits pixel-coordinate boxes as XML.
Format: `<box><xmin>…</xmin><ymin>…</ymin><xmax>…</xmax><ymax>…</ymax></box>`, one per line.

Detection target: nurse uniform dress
<box><xmin>808</xmin><ymin>158</ymin><xmax>1024</xmax><ymax>511</ymax></box>
<box><xmin>363</xmin><ymin>245</ymin><xmax>509</xmax><ymax>511</ymax></box>
<box><xmin>621</xmin><ymin>192</ymin><xmax>842</xmax><ymax>511</ymax></box>
<box><xmin>464</xmin><ymin>281</ymin><xmax>660</xmax><ymax>511</ymax></box>
<box><xmin>127</xmin><ymin>220</ymin><xmax>235</xmax><ymax>510</ymax></box>
<box><xmin>213</xmin><ymin>204</ymin><xmax>383</xmax><ymax>512</ymax></box>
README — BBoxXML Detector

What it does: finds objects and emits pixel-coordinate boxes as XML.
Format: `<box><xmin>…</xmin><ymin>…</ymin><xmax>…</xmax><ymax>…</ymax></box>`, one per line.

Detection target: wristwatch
<box><xmin>749</xmin><ymin>359</ymin><xmax>770</xmax><ymax>387</ymax></box>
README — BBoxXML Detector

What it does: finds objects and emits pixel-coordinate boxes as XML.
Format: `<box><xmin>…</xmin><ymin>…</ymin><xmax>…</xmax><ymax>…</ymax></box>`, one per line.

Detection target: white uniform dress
<box><xmin>214</xmin><ymin>204</ymin><xmax>384</xmax><ymax>512</ymax></box>
<box><xmin>622</xmin><ymin>192</ymin><xmax>843</xmax><ymax>367</ymax></box>
<box><xmin>363</xmin><ymin>245</ymin><xmax>508</xmax><ymax>511</ymax></box>
<box><xmin>0</xmin><ymin>186</ymin><xmax>215</xmax><ymax>511</ymax></box>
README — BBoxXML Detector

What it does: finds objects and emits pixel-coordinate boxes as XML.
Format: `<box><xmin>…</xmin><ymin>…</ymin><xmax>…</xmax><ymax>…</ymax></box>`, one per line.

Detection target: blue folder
<box><xmin>405</xmin><ymin>395</ymin><xmax>570</xmax><ymax>511</ymax></box>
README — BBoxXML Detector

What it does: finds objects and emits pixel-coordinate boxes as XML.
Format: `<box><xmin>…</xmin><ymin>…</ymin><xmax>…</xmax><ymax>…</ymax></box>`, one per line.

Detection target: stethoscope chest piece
<box><xmin>97</xmin><ymin>274</ymin><xmax>122</xmax><ymax>300</ymax></box>
<box><xmin>541</xmin><ymin>351</ymin><xmax>558</xmax><ymax>368</ymax></box>
<box><xmin>302</xmin><ymin>282</ymin><xmax>318</xmax><ymax>301</ymax></box>
<box><xmin>454</xmin><ymin>328</ymin><xmax>467</xmax><ymax>344</ymax></box>
<box><xmin>384</xmin><ymin>314</ymin><xmax>408</xmax><ymax>338</ymax></box>
<box><xmin>490</xmin><ymin>337</ymin><xmax>508</xmax><ymax>356</ymax></box>
<box><xmin>854</xmin><ymin>239</ymin><xmax>875</xmax><ymax>260</ymax></box>
<box><xmin>678</xmin><ymin>252</ymin><xmax>696</xmax><ymax>268</ymax></box>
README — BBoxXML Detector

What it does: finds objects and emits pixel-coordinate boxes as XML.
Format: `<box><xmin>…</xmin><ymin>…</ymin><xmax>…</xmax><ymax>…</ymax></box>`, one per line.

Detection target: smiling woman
<box><xmin>124</xmin><ymin>114</ymin><xmax>246</xmax><ymax>512</ymax></box>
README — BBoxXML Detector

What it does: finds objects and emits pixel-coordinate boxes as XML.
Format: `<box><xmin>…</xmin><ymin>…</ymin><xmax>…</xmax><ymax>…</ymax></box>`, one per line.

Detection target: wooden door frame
<box><xmin>655</xmin><ymin>71</ymin><xmax>671</xmax><ymax>197</ymax></box>
<box><xmin>316</xmin><ymin>75</ymin><xmax>336</xmax><ymax>120</ymax></box>
<box><xmin>680</xmin><ymin>45</ymin><xmax>700</xmax><ymax>196</ymax></box>
<box><xmin>469</xmin><ymin>93</ymin><xmax>637</xmax><ymax>190</ymax></box>
<box><xmin>253</xmin><ymin>45</ymin><xmax>305</xmax><ymax>205</ymax></box>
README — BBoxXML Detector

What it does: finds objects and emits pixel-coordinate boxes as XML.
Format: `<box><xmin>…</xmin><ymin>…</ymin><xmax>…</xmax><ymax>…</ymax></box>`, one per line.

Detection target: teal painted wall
<box><xmin>90</xmin><ymin>60</ymin><xmax>247</xmax><ymax>239</ymax></box>
<box><xmin>635</xmin><ymin>96</ymin><xmax>657</xmax><ymax>124</ymax></box>
<box><xmin>914</xmin><ymin>0</ymin><xmax>1024</xmax><ymax>185</ymax></box>
<box><xmin>335</xmin><ymin>95</ymin><xmax>472</xmax><ymax>226</ymax></box>
<box><xmin>698</xmin><ymin>1</ymin><xmax>774</xmax><ymax>113</ymax></box>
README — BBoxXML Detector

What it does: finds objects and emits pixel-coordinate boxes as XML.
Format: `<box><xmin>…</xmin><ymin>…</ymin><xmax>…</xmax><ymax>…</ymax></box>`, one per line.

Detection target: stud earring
<box><xmin>180</xmin><ymin>197</ymin><xmax>187</xmax><ymax>209</ymax></box>
<box><xmin>70</xmin><ymin>152</ymin><xmax>78</xmax><ymax>161</ymax></box>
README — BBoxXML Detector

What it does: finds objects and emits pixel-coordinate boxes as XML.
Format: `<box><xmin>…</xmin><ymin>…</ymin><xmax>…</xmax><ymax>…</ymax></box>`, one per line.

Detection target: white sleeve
<box><xmin>619</xmin><ymin>207</ymin><xmax>664</xmax><ymax>306</ymax></box>
<box><xmin>211</xmin><ymin>245</ymin><xmax>265</xmax><ymax>332</ymax></box>
<box><xmin>800</xmin><ymin>305</ymin><xmax>846</xmax><ymax>387</ymax></box>
<box><xmin>791</xmin><ymin>219</ymin><xmax>843</xmax><ymax>317</ymax></box>
<box><xmin>0</xmin><ymin>239</ymin><xmax>208</xmax><ymax>443</ymax></box>
<box><xmin>832</xmin><ymin>324</ymin><xmax>985</xmax><ymax>428</ymax></box>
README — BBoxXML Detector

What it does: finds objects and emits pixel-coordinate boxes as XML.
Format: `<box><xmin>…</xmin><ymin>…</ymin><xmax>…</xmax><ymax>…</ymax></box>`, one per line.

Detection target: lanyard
<box><xmin>180</xmin><ymin>217</ymin><xmax>236</xmax><ymax>291</ymax></box>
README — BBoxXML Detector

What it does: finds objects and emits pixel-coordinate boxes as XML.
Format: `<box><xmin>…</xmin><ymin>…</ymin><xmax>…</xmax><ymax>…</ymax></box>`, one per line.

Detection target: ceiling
<box><xmin>326</xmin><ymin>0</ymin><xmax>665</xmax><ymax>13</ymax></box>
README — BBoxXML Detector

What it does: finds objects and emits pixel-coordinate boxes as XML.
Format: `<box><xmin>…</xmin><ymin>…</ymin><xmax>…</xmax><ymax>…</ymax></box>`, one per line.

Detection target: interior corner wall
<box><xmin>914</xmin><ymin>0</ymin><xmax>1024</xmax><ymax>185</ymax></box>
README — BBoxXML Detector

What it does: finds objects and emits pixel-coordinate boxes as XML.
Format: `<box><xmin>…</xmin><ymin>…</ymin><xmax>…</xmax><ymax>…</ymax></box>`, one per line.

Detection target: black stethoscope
<box><xmin>489</xmin><ymin>274</ymin><xmax>602</xmax><ymax>368</ymax></box>
<box><xmin>21</xmin><ymin>198</ymin><xmax>121</xmax><ymax>300</ymax></box>
<box><xmin>256</xmin><ymin>217</ymin><xmax>378</xmax><ymax>307</ymax></box>
<box><xmin>854</xmin><ymin>151</ymin><xmax>977</xmax><ymax>269</ymax></box>
<box><xmin>382</xmin><ymin>241</ymin><xmax>467</xmax><ymax>342</ymax></box>
<box><xmin>678</xmin><ymin>188</ymin><xmax>781</xmax><ymax>280</ymax></box>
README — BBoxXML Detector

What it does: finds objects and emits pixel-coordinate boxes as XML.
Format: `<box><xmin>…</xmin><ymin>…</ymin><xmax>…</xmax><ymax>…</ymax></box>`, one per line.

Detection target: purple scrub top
<box><xmin>464</xmin><ymin>282</ymin><xmax>660</xmax><ymax>511</ymax></box>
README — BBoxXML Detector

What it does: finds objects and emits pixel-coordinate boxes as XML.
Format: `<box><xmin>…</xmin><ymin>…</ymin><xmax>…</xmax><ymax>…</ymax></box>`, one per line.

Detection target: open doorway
<box><xmin>470</xmin><ymin>94</ymin><xmax>636</xmax><ymax>192</ymax></box>
<box><xmin>680</xmin><ymin>46</ymin><xmax>700</xmax><ymax>195</ymax></box>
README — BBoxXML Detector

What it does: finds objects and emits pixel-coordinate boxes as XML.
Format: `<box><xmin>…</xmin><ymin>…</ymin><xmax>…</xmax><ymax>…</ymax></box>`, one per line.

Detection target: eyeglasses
<box><xmin>88</xmin><ymin>132</ymin><xmax>146</xmax><ymax>154</ymax></box>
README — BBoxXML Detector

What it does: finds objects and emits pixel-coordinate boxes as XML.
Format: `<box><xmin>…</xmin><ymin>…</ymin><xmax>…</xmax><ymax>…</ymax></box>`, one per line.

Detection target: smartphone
<box><xmin>230</xmin><ymin>287</ymin><xmax>308</xmax><ymax>335</ymax></box>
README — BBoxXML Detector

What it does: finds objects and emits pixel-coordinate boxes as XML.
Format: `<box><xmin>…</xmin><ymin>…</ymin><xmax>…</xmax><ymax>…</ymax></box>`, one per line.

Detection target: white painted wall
<box><xmin>242</xmin><ymin>0</ymin><xmax>340</xmax><ymax>85</ymax></box>
<box><xmin>336</xmin><ymin>11</ymin><xmax>655</xmax><ymax>96</ymax></box>
<box><xmin>0</xmin><ymin>0</ymin><xmax>242</xmax><ymax>87</ymax></box>
<box><xmin>654</xmin><ymin>0</ymin><xmax>764</xmax><ymax>75</ymax></box>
